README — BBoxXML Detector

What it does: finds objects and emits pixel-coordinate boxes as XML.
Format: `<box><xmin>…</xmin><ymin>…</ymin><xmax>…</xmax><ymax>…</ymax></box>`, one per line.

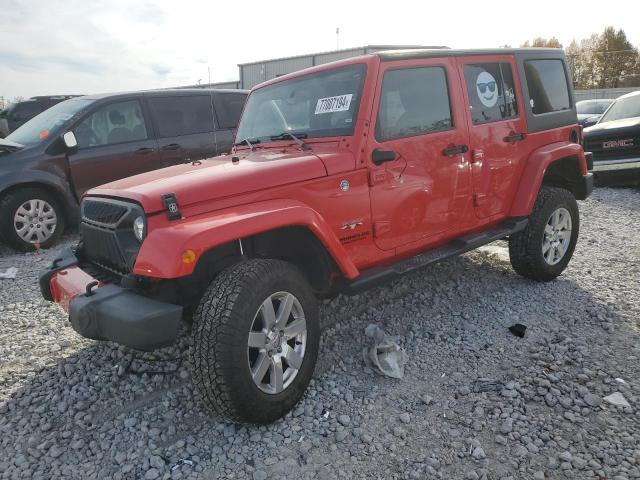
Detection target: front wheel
<box><xmin>190</xmin><ymin>259</ymin><xmax>320</xmax><ymax>423</ymax></box>
<box><xmin>509</xmin><ymin>186</ymin><xmax>580</xmax><ymax>281</ymax></box>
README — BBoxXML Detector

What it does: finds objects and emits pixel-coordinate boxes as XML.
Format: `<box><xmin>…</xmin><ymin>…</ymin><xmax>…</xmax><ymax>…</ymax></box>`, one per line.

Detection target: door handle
<box><xmin>135</xmin><ymin>147</ymin><xmax>154</xmax><ymax>155</ymax></box>
<box><xmin>442</xmin><ymin>144</ymin><xmax>468</xmax><ymax>157</ymax></box>
<box><xmin>504</xmin><ymin>132</ymin><xmax>526</xmax><ymax>143</ymax></box>
<box><xmin>162</xmin><ymin>143</ymin><xmax>181</xmax><ymax>151</ymax></box>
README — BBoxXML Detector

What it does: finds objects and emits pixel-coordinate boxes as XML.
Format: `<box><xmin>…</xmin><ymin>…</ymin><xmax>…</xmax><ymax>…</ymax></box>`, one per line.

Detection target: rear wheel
<box><xmin>190</xmin><ymin>259</ymin><xmax>319</xmax><ymax>423</ymax></box>
<box><xmin>509</xmin><ymin>186</ymin><xmax>579</xmax><ymax>281</ymax></box>
<box><xmin>0</xmin><ymin>188</ymin><xmax>65</xmax><ymax>251</ymax></box>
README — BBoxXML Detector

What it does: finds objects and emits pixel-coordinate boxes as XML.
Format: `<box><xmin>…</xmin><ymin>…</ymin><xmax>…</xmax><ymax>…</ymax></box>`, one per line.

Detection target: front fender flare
<box><xmin>510</xmin><ymin>142</ymin><xmax>587</xmax><ymax>217</ymax></box>
<box><xmin>133</xmin><ymin>199</ymin><xmax>360</xmax><ymax>280</ymax></box>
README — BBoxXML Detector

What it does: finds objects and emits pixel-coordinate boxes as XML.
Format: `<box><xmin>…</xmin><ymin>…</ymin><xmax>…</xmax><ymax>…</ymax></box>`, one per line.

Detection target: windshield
<box><xmin>599</xmin><ymin>95</ymin><xmax>640</xmax><ymax>123</ymax></box>
<box><xmin>235</xmin><ymin>64</ymin><xmax>366</xmax><ymax>144</ymax></box>
<box><xmin>577</xmin><ymin>100</ymin><xmax>611</xmax><ymax>115</ymax></box>
<box><xmin>6</xmin><ymin>98</ymin><xmax>93</xmax><ymax>146</ymax></box>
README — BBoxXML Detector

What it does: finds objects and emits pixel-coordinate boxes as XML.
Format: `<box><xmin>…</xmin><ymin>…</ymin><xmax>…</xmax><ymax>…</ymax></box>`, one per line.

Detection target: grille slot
<box><xmin>82</xmin><ymin>224</ymin><xmax>130</xmax><ymax>274</ymax></box>
<box><xmin>82</xmin><ymin>199</ymin><xmax>128</xmax><ymax>226</ymax></box>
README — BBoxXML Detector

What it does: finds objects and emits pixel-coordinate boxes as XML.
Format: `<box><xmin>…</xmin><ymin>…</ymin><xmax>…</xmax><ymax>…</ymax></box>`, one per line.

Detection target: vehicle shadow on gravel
<box><xmin>1</xmin><ymin>249</ymin><xmax>637</xmax><ymax>479</ymax></box>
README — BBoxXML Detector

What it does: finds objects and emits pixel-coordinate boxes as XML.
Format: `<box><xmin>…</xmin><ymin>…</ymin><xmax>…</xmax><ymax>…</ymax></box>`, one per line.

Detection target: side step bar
<box><xmin>343</xmin><ymin>217</ymin><xmax>528</xmax><ymax>295</ymax></box>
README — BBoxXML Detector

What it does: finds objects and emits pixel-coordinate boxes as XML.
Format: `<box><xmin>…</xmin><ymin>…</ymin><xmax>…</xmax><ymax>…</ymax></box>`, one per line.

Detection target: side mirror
<box><xmin>62</xmin><ymin>131</ymin><xmax>78</xmax><ymax>151</ymax></box>
<box><xmin>372</xmin><ymin>148</ymin><xmax>396</xmax><ymax>166</ymax></box>
<box><xmin>583</xmin><ymin>116</ymin><xmax>599</xmax><ymax>128</ymax></box>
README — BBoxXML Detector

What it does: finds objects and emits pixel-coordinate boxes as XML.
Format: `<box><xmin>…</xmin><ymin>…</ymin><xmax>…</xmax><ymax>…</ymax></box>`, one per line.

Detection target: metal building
<box><xmin>238</xmin><ymin>45</ymin><xmax>444</xmax><ymax>89</ymax></box>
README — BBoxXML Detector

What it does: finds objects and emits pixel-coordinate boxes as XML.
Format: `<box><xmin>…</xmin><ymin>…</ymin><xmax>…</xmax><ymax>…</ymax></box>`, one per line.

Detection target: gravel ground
<box><xmin>0</xmin><ymin>186</ymin><xmax>639</xmax><ymax>480</ymax></box>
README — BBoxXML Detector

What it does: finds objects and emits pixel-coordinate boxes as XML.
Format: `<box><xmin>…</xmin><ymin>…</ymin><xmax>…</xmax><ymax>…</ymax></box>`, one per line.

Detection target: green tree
<box><xmin>521</xmin><ymin>37</ymin><xmax>563</xmax><ymax>48</ymax></box>
<box><xmin>594</xmin><ymin>27</ymin><xmax>639</xmax><ymax>87</ymax></box>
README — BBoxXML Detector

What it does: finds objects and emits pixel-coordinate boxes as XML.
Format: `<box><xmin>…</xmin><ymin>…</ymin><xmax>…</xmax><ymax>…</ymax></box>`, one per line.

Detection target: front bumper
<box><xmin>40</xmin><ymin>248</ymin><xmax>182</xmax><ymax>351</ymax></box>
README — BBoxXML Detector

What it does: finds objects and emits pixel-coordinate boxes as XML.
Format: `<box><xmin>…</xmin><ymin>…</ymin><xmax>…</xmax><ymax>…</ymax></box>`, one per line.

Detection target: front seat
<box><xmin>107</xmin><ymin>110</ymin><xmax>132</xmax><ymax>144</ymax></box>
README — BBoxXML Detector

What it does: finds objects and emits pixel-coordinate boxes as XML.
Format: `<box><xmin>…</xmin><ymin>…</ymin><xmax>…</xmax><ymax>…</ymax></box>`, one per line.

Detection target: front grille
<box><xmin>584</xmin><ymin>135</ymin><xmax>640</xmax><ymax>162</ymax></box>
<box><xmin>79</xmin><ymin>197</ymin><xmax>144</xmax><ymax>275</ymax></box>
<box><xmin>82</xmin><ymin>224</ymin><xmax>130</xmax><ymax>274</ymax></box>
<box><xmin>82</xmin><ymin>199</ymin><xmax>127</xmax><ymax>225</ymax></box>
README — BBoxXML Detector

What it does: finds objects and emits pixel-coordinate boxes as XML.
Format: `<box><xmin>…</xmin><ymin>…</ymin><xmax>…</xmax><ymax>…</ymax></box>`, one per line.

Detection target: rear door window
<box><xmin>376</xmin><ymin>66</ymin><xmax>453</xmax><ymax>141</ymax></box>
<box><xmin>524</xmin><ymin>59</ymin><xmax>571</xmax><ymax>115</ymax></box>
<box><xmin>213</xmin><ymin>93</ymin><xmax>246</xmax><ymax>129</ymax></box>
<box><xmin>463</xmin><ymin>63</ymin><xmax>519</xmax><ymax>124</ymax></box>
<box><xmin>147</xmin><ymin>95</ymin><xmax>214</xmax><ymax>137</ymax></box>
<box><xmin>73</xmin><ymin>100</ymin><xmax>148</xmax><ymax>148</ymax></box>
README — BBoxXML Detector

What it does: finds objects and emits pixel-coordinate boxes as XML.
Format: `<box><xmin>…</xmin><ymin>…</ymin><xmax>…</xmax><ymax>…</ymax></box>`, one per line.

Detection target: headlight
<box><xmin>133</xmin><ymin>216</ymin><xmax>145</xmax><ymax>242</ymax></box>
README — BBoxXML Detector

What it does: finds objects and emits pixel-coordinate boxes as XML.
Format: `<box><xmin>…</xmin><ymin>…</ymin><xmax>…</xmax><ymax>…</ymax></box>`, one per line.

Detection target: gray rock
<box><xmin>584</xmin><ymin>393</ymin><xmax>602</xmax><ymax>407</ymax></box>
<box><xmin>337</xmin><ymin>415</ymin><xmax>351</xmax><ymax>426</ymax></box>
<box><xmin>472</xmin><ymin>447</ymin><xmax>486</xmax><ymax>460</ymax></box>
<box><xmin>144</xmin><ymin>468</ymin><xmax>159</xmax><ymax>480</ymax></box>
<box><xmin>253</xmin><ymin>470</ymin><xmax>268</xmax><ymax>480</ymax></box>
<box><xmin>399</xmin><ymin>413</ymin><xmax>411</xmax><ymax>424</ymax></box>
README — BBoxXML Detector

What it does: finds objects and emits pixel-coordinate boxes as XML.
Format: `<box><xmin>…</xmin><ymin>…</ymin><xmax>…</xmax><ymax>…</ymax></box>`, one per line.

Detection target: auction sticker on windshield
<box><xmin>315</xmin><ymin>94</ymin><xmax>353</xmax><ymax>114</ymax></box>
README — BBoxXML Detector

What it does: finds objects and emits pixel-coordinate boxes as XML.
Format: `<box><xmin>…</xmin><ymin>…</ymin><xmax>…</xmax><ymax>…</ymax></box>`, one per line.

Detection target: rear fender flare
<box><xmin>133</xmin><ymin>199</ymin><xmax>359</xmax><ymax>280</ymax></box>
<box><xmin>510</xmin><ymin>142</ymin><xmax>587</xmax><ymax>217</ymax></box>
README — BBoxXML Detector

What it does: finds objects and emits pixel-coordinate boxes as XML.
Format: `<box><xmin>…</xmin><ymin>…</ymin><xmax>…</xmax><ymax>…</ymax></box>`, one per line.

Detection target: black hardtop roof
<box><xmin>376</xmin><ymin>47</ymin><xmax>565</xmax><ymax>61</ymax></box>
<box><xmin>79</xmin><ymin>88</ymin><xmax>248</xmax><ymax>102</ymax></box>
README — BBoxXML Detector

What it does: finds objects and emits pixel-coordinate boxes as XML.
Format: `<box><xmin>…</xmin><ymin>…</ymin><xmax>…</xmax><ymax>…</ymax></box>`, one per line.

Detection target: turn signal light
<box><xmin>181</xmin><ymin>249</ymin><xmax>197</xmax><ymax>264</ymax></box>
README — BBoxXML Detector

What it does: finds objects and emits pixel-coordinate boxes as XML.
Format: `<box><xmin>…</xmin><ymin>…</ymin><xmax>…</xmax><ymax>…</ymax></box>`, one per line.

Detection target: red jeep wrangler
<box><xmin>41</xmin><ymin>48</ymin><xmax>593</xmax><ymax>423</ymax></box>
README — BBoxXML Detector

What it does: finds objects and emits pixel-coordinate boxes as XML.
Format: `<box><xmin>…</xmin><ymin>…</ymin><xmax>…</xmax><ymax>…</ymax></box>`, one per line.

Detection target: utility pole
<box><xmin>208</xmin><ymin>66</ymin><xmax>211</xmax><ymax>87</ymax></box>
<box><xmin>336</xmin><ymin>27</ymin><xmax>340</xmax><ymax>50</ymax></box>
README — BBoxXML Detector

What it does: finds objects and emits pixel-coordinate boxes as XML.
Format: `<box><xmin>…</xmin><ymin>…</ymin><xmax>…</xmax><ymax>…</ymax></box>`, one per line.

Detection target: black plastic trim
<box><xmin>570</xmin><ymin>173</ymin><xmax>594</xmax><ymax>201</ymax></box>
<box><xmin>39</xmin><ymin>247</ymin><xmax>78</xmax><ymax>301</ymax></box>
<box><xmin>69</xmin><ymin>284</ymin><xmax>183</xmax><ymax>351</ymax></box>
<box><xmin>340</xmin><ymin>217</ymin><xmax>528</xmax><ymax>295</ymax></box>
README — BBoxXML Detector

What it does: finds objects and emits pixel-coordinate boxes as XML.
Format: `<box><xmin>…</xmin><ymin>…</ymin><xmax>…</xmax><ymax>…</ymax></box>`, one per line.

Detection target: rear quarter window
<box><xmin>524</xmin><ymin>59</ymin><xmax>571</xmax><ymax>115</ymax></box>
<box><xmin>214</xmin><ymin>93</ymin><xmax>247</xmax><ymax>129</ymax></box>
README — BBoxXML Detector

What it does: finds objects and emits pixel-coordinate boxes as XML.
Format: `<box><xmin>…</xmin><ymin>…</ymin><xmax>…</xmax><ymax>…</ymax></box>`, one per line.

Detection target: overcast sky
<box><xmin>1</xmin><ymin>0</ymin><xmax>639</xmax><ymax>100</ymax></box>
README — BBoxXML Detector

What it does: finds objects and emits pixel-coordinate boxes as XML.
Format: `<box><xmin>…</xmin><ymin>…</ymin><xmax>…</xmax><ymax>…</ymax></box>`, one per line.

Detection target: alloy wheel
<box><xmin>247</xmin><ymin>291</ymin><xmax>307</xmax><ymax>394</ymax></box>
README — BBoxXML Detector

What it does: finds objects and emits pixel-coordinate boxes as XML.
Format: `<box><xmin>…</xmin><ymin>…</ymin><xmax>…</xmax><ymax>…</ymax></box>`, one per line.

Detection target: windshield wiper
<box><xmin>233</xmin><ymin>138</ymin><xmax>260</xmax><ymax>151</ymax></box>
<box><xmin>270</xmin><ymin>132</ymin><xmax>311</xmax><ymax>151</ymax></box>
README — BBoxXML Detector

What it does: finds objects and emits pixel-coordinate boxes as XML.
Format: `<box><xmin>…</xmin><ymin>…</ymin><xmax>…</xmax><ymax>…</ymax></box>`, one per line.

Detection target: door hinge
<box><xmin>369</xmin><ymin>170</ymin><xmax>387</xmax><ymax>186</ymax></box>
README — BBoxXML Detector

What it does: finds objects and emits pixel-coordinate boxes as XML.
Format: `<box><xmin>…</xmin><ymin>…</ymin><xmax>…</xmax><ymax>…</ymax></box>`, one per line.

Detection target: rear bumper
<box><xmin>40</xmin><ymin>248</ymin><xmax>182</xmax><ymax>351</ymax></box>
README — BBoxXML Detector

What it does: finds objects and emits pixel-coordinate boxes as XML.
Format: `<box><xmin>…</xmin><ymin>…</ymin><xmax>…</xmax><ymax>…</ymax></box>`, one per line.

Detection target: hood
<box><xmin>0</xmin><ymin>137</ymin><xmax>24</xmax><ymax>155</ymax></box>
<box><xmin>88</xmin><ymin>148</ymin><xmax>329</xmax><ymax>213</ymax></box>
<box><xmin>584</xmin><ymin>116</ymin><xmax>640</xmax><ymax>137</ymax></box>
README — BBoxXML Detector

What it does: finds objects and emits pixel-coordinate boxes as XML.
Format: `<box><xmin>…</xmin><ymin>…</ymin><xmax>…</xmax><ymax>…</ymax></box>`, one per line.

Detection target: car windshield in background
<box><xmin>235</xmin><ymin>64</ymin><xmax>366</xmax><ymax>144</ymax></box>
<box><xmin>599</xmin><ymin>95</ymin><xmax>640</xmax><ymax>123</ymax></box>
<box><xmin>576</xmin><ymin>100</ymin><xmax>612</xmax><ymax>115</ymax></box>
<box><xmin>6</xmin><ymin>98</ymin><xmax>93</xmax><ymax>146</ymax></box>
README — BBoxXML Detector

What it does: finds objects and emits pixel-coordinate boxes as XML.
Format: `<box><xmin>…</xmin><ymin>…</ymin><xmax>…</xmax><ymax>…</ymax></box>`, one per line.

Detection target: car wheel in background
<box><xmin>0</xmin><ymin>187</ymin><xmax>66</xmax><ymax>251</ymax></box>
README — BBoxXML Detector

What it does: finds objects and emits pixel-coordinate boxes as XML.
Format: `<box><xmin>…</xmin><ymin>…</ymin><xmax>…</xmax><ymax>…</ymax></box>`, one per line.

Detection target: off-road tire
<box><xmin>190</xmin><ymin>259</ymin><xmax>320</xmax><ymax>423</ymax></box>
<box><xmin>509</xmin><ymin>186</ymin><xmax>579</xmax><ymax>281</ymax></box>
<box><xmin>0</xmin><ymin>187</ymin><xmax>66</xmax><ymax>252</ymax></box>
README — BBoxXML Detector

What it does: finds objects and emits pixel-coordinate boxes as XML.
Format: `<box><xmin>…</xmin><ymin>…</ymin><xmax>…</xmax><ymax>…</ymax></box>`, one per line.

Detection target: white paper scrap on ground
<box><xmin>363</xmin><ymin>324</ymin><xmax>407</xmax><ymax>379</ymax></box>
<box><xmin>0</xmin><ymin>267</ymin><xmax>17</xmax><ymax>279</ymax></box>
<box><xmin>603</xmin><ymin>392</ymin><xmax>630</xmax><ymax>408</ymax></box>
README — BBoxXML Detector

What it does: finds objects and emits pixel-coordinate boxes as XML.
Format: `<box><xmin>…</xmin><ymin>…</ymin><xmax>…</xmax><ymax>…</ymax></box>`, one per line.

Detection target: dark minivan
<box><xmin>0</xmin><ymin>88</ymin><xmax>248</xmax><ymax>251</ymax></box>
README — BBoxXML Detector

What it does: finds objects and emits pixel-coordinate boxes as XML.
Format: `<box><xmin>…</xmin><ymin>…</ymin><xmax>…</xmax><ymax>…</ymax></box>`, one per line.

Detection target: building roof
<box><xmin>237</xmin><ymin>45</ymin><xmax>448</xmax><ymax>67</ymax></box>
